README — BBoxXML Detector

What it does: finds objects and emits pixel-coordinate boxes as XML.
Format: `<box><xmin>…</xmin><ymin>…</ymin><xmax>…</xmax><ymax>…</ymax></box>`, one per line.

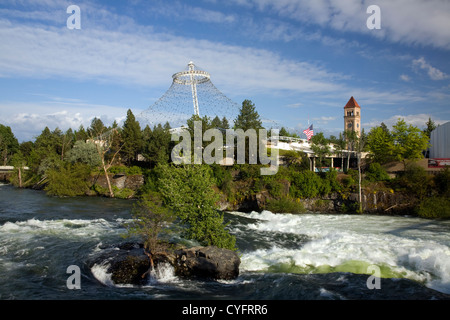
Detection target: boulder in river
<box><xmin>91</xmin><ymin>242</ymin><xmax>240</xmax><ymax>285</ymax></box>
<box><xmin>174</xmin><ymin>246</ymin><xmax>241</xmax><ymax>280</ymax></box>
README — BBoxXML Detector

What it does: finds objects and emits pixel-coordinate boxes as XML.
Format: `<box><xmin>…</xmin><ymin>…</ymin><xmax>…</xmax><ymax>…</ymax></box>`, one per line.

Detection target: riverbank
<box><xmin>2</xmin><ymin>162</ymin><xmax>449</xmax><ymax>218</ymax></box>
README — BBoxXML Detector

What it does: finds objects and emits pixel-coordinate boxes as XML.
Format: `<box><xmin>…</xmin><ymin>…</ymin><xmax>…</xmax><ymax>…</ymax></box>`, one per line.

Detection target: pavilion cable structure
<box><xmin>138</xmin><ymin>61</ymin><xmax>244</xmax><ymax>130</ymax></box>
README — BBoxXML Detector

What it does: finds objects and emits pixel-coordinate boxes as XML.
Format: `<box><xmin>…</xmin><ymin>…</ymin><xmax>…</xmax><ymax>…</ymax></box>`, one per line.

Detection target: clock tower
<box><xmin>344</xmin><ymin>96</ymin><xmax>361</xmax><ymax>136</ymax></box>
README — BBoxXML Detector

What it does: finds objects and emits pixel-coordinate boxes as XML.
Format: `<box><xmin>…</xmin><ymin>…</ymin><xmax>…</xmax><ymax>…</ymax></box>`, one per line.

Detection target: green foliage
<box><xmin>88</xmin><ymin>117</ymin><xmax>106</xmax><ymax>137</ymax></box>
<box><xmin>289</xmin><ymin>170</ymin><xmax>322</xmax><ymax>198</ymax></box>
<box><xmin>395</xmin><ymin>163</ymin><xmax>430</xmax><ymax>199</ymax></box>
<box><xmin>142</xmin><ymin>123</ymin><xmax>172</xmax><ymax>166</ymax></box>
<box><xmin>266</xmin><ymin>197</ymin><xmax>305</xmax><ymax>214</ymax></box>
<box><xmin>234</xmin><ymin>99</ymin><xmax>263</xmax><ymax>131</ymax></box>
<box><xmin>125</xmin><ymin>192</ymin><xmax>175</xmax><ymax>252</ymax></box>
<box><xmin>158</xmin><ymin>164</ymin><xmax>236</xmax><ymax>250</ymax></box>
<box><xmin>423</xmin><ymin>117</ymin><xmax>436</xmax><ymax>139</ymax></box>
<box><xmin>121</xmin><ymin>109</ymin><xmax>143</xmax><ymax>164</ymax></box>
<box><xmin>45</xmin><ymin>162</ymin><xmax>91</xmax><ymax>197</ymax></box>
<box><xmin>310</xmin><ymin>132</ymin><xmax>331</xmax><ymax>169</ymax></box>
<box><xmin>367</xmin><ymin>125</ymin><xmax>394</xmax><ymax>164</ymax></box>
<box><xmin>66</xmin><ymin>140</ymin><xmax>101</xmax><ymax>167</ymax></box>
<box><xmin>0</xmin><ymin>124</ymin><xmax>19</xmax><ymax>165</ymax></box>
<box><xmin>433</xmin><ymin>167</ymin><xmax>450</xmax><ymax>197</ymax></box>
<box><xmin>417</xmin><ymin>196</ymin><xmax>450</xmax><ymax>219</ymax></box>
<box><xmin>319</xmin><ymin>169</ymin><xmax>341</xmax><ymax>194</ymax></box>
<box><xmin>391</xmin><ymin>119</ymin><xmax>429</xmax><ymax>165</ymax></box>
<box><xmin>365</xmin><ymin>162</ymin><xmax>390</xmax><ymax>182</ymax></box>
<box><xmin>236</xmin><ymin>163</ymin><xmax>261</xmax><ymax>180</ymax></box>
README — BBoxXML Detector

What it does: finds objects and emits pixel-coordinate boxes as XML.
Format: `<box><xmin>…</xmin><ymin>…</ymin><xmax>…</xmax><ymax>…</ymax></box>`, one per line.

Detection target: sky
<box><xmin>1</xmin><ymin>0</ymin><xmax>449</xmax><ymax>142</ymax></box>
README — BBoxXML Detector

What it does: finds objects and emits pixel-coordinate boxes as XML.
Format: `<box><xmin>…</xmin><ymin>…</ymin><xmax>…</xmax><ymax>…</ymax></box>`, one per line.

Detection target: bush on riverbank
<box><xmin>417</xmin><ymin>196</ymin><xmax>450</xmax><ymax>219</ymax></box>
<box><xmin>266</xmin><ymin>197</ymin><xmax>305</xmax><ymax>214</ymax></box>
<box><xmin>45</xmin><ymin>162</ymin><xmax>91</xmax><ymax>197</ymax></box>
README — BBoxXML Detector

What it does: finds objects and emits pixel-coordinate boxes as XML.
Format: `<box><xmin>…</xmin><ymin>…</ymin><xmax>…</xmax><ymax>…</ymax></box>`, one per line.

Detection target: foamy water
<box><xmin>229</xmin><ymin>211</ymin><xmax>450</xmax><ymax>294</ymax></box>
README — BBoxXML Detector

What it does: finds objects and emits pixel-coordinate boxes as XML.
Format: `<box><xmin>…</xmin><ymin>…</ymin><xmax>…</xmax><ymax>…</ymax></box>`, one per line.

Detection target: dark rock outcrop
<box><xmin>90</xmin><ymin>242</ymin><xmax>240</xmax><ymax>285</ymax></box>
<box><xmin>174</xmin><ymin>246</ymin><xmax>240</xmax><ymax>280</ymax></box>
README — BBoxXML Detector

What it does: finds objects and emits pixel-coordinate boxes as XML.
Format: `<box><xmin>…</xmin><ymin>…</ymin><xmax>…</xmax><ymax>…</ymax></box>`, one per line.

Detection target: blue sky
<box><xmin>1</xmin><ymin>0</ymin><xmax>449</xmax><ymax>142</ymax></box>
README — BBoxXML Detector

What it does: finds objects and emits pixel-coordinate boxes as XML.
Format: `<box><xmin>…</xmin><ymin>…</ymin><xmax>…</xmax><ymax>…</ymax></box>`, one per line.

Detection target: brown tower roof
<box><xmin>344</xmin><ymin>96</ymin><xmax>360</xmax><ymax>108</ymax></box>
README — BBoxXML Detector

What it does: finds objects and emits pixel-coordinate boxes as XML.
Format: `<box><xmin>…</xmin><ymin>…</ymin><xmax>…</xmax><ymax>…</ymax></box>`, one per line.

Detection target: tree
<box><xmin>335</xmin><ymin>132</ymin><xmax>347</xmax><ymax>171</ymax></box>
<box><xmin>367</xmin><ymin>125</ymin><xmax>394</xmax><ymax>164</ymax></box>
<box><xmin>391</xmin><ymin>119</ymin><xmax>429</xmax><ymax>169</ymax></box>
<box><xmin>234</xmin><ymin>99</ymin><xmax>263</xmax><ymax>131</ymax></box>
<box><xmin>45</xmin><ymin>162</ymin><xmax>91</xmax><ymax>197</ymax></box>
<box><xmin>423</xmin><ymin>117</ymin><xmax>436</xmax><ymax>139</ymax></box>
<box><xmin>60</xmin><ymin>128</ymin><xmax>75</xmax><ymax>161</ymax></box>
<box><xmin>126</xmin><ymin>192</ymin><xmax>175</xmax><ymax>271</ymax></box>
<box><xmin>88</xmin><ymin>118</ymin><xmax>123</xmax><ymax>198</ymax></box>
<box><xmin>0</xmin><ymin>124</ymin><xmax>19</xmax><ymax>165</ymax></box>
<box><xmin>66</xmin><ymin>140</ymin><xmax>101</xmax><ymax>167</ymax></box>
<box><xmin>88</xmin><ymin>117</ymin><xmax>106</xmax><ymax>137</ymax></box>
<box><xmin>10</xmin><ymin>151</ymin><xmax>27</xmax><ymax>188</ymax></box>
<box><xmin>158</xmin><ymin>164</ymin><xmax>236</xmax><ymax>250</ymax></box>
<box><xmin>355</xmin><ymin>129</ymin><xmax>367</xmax><ymax>213</ymax></box>
<box><xmin>343</xmin><ymin>130</ymin><xmax>359</xmax><ymax>171</ymax></box>
<box><xmin>143</xmin><ymin>123</ymin><xmax>172</xmax><ymax>166</ymax></box>
<box><xmin>75</xmin><ymin>125</ymin><xmax>89</xmax><ymax>142</ymax></box>
<box><xmin>233</xmin><ymin>100</ymin><xmax>263</xmax><ymax>164</ymax></box>
<box><xmin>121</xmin><ymin>109</ymin><xmax>143</xmax><ymax>164</ymax></box>
<box><xmin>310</xmin><ymin>132</ymin><xmax>330</xmax><ymax>171</ymax></box>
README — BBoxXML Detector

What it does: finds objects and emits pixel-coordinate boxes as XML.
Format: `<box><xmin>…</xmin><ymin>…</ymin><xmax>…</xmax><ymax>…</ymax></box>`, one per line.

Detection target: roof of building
<box><xmin>344</xmin><ymin>96</ymin><xmax>360</xmax><ymax>109</ymax></box>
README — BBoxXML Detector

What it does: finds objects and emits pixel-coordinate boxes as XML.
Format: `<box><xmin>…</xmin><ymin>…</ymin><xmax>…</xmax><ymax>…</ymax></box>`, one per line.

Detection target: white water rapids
<box><xmin>230</xmin><ymin>210</ymin><xmax>450</xmax><ymax>294</ymax></box>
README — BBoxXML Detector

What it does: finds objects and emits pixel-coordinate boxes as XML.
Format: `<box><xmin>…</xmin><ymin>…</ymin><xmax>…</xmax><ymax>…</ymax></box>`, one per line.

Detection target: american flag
<box><xmin>303</xmin><ymin>124</ymin><xmax>314</xmax><ymax>140</ymax></box>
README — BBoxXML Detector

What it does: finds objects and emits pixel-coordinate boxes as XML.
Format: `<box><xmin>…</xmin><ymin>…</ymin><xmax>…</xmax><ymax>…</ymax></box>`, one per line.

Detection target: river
<box><xmin>1</xmin><ymin>183</ymin><xmax>449</xmax><ymax>300</ymax></box>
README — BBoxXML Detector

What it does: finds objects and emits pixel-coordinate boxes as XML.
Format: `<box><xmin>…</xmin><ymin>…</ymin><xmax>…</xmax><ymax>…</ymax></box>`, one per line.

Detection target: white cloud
<box><xmin>312</xmin><ymin>116</ymin><xmax>336</xmax><ymax>124</ymax></box>
<box><xmin>363</xmin><ymin>113</ymin><xmax>449</xmax><ymax>130</ymax></box>
<box><xmin>285</xmin><ymin>102</ymin><xmax>303</xmax><ymax>108</ymax></box>
<box><xmin>400</xmin><ymin>74</ymin><xmax>411</xmax><ymax>82</ymax></box>
<box><xmin>412</xmin><ymin>57</ymin><xmax>449</xmax><ymax>80</ymax></box>
<box><xmin>0</xmin><ymin>15</ymin><xmax>347</xmax><ymax>96</ymax></box>
<box><xmin>0</xmin><ymin>101</ymin><xmax>128</xmax><ymax>141</ymax></box>
<box><xmin>232</xmin><ymin>0</ymin><xmax>450</xmax><ymax>50</ymax></box>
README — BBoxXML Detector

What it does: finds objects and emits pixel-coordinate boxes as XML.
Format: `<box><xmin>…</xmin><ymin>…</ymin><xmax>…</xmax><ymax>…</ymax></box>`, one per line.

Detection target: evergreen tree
<box><xmin>423</xmin><ymin>117</ymin><xmax>436</xmax><ymax>139</ymax></box>
<box><xmin>234</xmin><ymin>99</ymin><xmax>263</xmax><ymax>131</ymax></box>
<box><xmin>122</xmin><ymin>109</ymin><xmax>143</xmax><ymax>164</ymax></box>
<box><xmin>75</xmin><ymin>125</ymin><xmax>88</xmax><ymax>142</ymax></box>
<box><xmin>88</xmin><ymin>117</ymin><xmax>106</xmax><ymax>138</ymax></box>
<box><xmin>221</xmin><ymin>116</ymin><xmax>230</xmax><ymax>129</ymax></box>
<box><xmin>143</xmin><ymin>123</ymin><xmax>172</xmax><ymax>166</ymax></box>
<box><xmin>0</xmin><ymin>124</ymin><xmax>19</xmax><ymax>165</ymax></box>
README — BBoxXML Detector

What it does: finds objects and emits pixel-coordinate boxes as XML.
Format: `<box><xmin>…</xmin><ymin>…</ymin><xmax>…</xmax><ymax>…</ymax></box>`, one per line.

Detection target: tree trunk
<box><xmin>18</xmin><ymin>166</ymin><xmax>22</xmax><ymax>188</ymax></box>
<box><xmin>142</xmin><ymin>249</ymin><xmax>155</xmax><ymax>279</ymax></box>
<box><xmin>102</xmin><ymin>158</ymin><xmax>114</xmax><ymax>198</ymax></box>
<box><xmin>358</xmin><ymin>153</ymin><xmax>362</xmax><ymax>213</ymax></box>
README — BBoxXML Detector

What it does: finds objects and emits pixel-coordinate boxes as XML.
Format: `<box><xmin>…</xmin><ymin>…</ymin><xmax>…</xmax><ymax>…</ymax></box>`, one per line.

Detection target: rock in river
<box><xmin>90</xmin><ymin>242</ymin><xmax>240</xmax><ymax>285</ymax></box>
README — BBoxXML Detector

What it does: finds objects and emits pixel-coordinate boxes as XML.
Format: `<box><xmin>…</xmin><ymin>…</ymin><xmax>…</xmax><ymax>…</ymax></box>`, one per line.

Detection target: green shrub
<box><xmin>266</xmin><ymin>197</ymin><xmax>305</xmax><ymax>214</ymax></box>
<box><xmin>434</xmin><ymin>167</ymin><xmax>450</xmax><ymax>196</ymax></box>
<box><xmin>365</xmin><ymin>162</ymin><xmax>390</xmax><ymax>182</ymax></box>
<box><xmin>113</xmin><ymin>186</ymin><xmax>135</xmax><ymax>199</ymax></box>
<box><xmin>45</xmin><ymin>162</ymin><xmax>91</xmax><ymax>197</ymax></box>
<box><xmin>395</xmin><ymin>163</ymin><xmax>430</xmax><ymax>199</ymax></box>
<box><xmin>290</xmin><ymin>170</ymin><xmax>321</xmax><ymax>198</ymax></box>
<box><xmin>417</xmin><ymin>196</ymin><xmax>450</xmax><ymax>219</ymax></box>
